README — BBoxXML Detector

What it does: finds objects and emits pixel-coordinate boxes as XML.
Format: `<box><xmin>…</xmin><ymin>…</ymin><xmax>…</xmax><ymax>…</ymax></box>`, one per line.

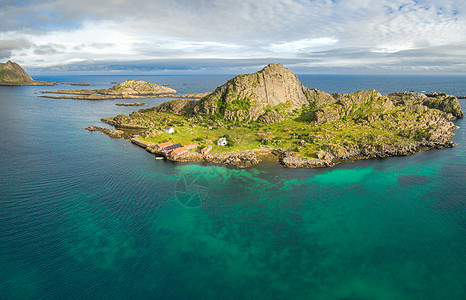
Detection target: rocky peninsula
<box><xmin>0</xmin><ymin>61</ymin><xmax>89</xmax><ymax>86</ymax></box>
<box><xmin>88</xmin><ymin>64</ymin><xmax>464</xmax><ymax>168</ymax></box>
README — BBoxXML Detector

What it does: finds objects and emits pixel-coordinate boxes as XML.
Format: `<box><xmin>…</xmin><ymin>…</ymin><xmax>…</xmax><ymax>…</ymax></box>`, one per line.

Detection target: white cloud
<box><xmin>267</xmin><ymin>38</ymin><xmax>338</xmax><ymax>54</ymax></box>
<box><xmin>1</xmin><ymin>0</ymin><xmax>465</xmax><ymax>73</ymax></box>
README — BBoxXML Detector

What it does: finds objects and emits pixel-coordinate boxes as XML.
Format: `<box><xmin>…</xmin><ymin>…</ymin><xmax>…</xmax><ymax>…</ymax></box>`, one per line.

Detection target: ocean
<box><xmin>0</xmin><ymin>74</ymin><xmax>465</xmax><ymax>299</ymax></box>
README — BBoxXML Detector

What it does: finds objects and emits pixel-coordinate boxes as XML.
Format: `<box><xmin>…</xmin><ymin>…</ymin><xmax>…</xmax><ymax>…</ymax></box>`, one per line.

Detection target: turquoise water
<box><xmin>0</xmin><ymin>75</ymin><xmax>465</xmax><ymax>299</ymax></box>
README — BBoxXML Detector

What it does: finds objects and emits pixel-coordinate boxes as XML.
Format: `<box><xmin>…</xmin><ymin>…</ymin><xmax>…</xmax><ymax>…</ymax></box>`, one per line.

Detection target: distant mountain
<box><xmin>0</xmin><ymin>61</ymin><xmax>34</xmax><ymax>83</ymax></box>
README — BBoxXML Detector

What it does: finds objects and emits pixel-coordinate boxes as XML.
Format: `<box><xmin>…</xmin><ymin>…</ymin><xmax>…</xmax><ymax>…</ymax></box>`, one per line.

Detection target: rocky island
<box><xmin>87</xmin><ymin>64</ymin><xmax>463</xmax><ymax>168</ymax></box>
<box><xmin>0</xmin><ymin>61</ymin><xmax>89</xmax><ymax>86</ymax></box>
<box><xmin>40</xmin><ymin>80</ymin><xmax>177</xmax><ymax>100</ymax></box>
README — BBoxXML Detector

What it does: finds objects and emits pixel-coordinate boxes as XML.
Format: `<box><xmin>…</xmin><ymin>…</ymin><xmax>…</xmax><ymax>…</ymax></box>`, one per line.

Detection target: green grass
<box><xmin>120</xmin><ymin>98</ymin><xmax>435</xmax><ymax>159</ymax></box>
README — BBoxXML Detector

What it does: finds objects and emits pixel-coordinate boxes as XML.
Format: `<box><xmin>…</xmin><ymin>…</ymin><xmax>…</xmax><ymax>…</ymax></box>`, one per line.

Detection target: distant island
<box><xmin>40</xmin><ymin>80</ymin><xmax>209</xmax><ymax>100</ymax></box>
<box><xmin>86</xmin><ymin>63</ymin><xmax>463</xmax><ymax>168</ymax></box>
<box><xmin>0</xmin><ymin>61</ymin><xmax>89</xmax><ymax>86</ymax></box>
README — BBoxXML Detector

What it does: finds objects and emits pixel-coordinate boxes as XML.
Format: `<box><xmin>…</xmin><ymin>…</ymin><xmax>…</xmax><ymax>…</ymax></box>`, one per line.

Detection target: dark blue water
<box><xmin>0</xmin><ymin>75</ymin><xmax>465</xmax><ymax>299</ymax></box>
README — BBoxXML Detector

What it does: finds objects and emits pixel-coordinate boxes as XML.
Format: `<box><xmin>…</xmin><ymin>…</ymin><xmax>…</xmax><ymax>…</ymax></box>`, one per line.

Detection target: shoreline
<box><xmin>88</xmin><ymin>130</ymin><xmax>457</xmax><ymax>169</ymax></box>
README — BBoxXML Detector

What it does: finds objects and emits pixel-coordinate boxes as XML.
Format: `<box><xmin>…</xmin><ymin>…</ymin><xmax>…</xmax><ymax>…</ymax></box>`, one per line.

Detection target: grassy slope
<box><xmin>127</xmin><ymin>98</ymin><xmax>431</xmax><ymax>158</ymax></box>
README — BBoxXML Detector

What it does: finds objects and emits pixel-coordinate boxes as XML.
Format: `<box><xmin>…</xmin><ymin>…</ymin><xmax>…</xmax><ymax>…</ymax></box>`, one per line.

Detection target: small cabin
<box><xmin>217</xmin><ymin>137</ymin><xmax>228</xmax><ymax>146</ymax></box>
<box><xmin>163</xmin><ymin>126</ymin><xmax>174</xmax><ymax>134</ymax></box>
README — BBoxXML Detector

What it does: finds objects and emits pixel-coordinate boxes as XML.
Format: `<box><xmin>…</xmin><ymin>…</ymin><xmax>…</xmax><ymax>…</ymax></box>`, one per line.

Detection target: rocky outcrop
<box><xmin>312</xmin><ymin>90</ymin><xmax>394</xmax><ymax>124</ymax></box>
<box><xmin>0</xmin><ymin>61</ymin><xmax>33</xmax><ymax>83</ymax></box>
<box><xmin>41</xmin><ymin>89</ymin><xmax>95</xmax><ymax>95</ymax></box>
<box><xmin>40</xmin><ymin>80</ymin><xmax>178</xmax><ymax>99</ymax></box>
<box><xmin>192</xmin><ymin>63</ymin><xmax>333</xmax><ymax>122</ymax></box>
<box><xmin>174</xmin><ymin>92</ymin><xmax>210</xmax><ymax>99</ymax></box>
<box><xmin>99</xmin><ymin>80</ymin><xmax>177</xmax><ymax>96</ymax></box>
<box><xmin>85</xmin><ymin>126</ymin><xmax>124</xmax><ymax>138</ymax></box>
<box><xmin>278</xmin><ymin>138</ymin><xmax>457</xmax><ymax>168</ymax></box>
<box><xmin>143</xmin><ymin>99</ymin><xmax>200</xmax><ymax>114</ymax></box>
<box><xmin>388</xmin><ymin>91</ymin><xmax>464</xmax><ymax>119</ymax></box>
<box><xmin>115</xmin><ymin>102</ymin><xmax>145</xmax><ymax>106</ymax></box>
<box><xmin>41</xmin><ymin>94</ymin><xmax>121</xmax><ymax>100</ymax></box>
<box><xmin>100</xmin><ymin>117</ymin><xmax>147</xmax><ymax>129</ymax></box>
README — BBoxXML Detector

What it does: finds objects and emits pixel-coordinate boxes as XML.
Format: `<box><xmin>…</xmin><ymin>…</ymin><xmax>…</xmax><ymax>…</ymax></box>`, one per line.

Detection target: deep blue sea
<box><xmin>0</xmin><ymin>74</ymin><xmax>465</xmax><ymax>299</ymax></box>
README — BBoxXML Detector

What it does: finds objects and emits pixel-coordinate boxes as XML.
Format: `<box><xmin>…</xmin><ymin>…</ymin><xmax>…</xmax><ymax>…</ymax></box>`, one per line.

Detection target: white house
<box><xmin>163</xmin><ymin>126</ymin><xmax>174</xmax><ymax>134</ymax></box>
<box><xmin>217</xmin><ymin>137</ymin><xmax>228</xmax><ymax>146</ymax></box>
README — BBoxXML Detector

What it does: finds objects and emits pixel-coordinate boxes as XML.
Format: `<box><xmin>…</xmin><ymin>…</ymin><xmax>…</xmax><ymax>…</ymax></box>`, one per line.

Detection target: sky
<box><xmin>1</xmin><ymin>0</ymin><xmax>465</xmax><ymax>74</ymax></box>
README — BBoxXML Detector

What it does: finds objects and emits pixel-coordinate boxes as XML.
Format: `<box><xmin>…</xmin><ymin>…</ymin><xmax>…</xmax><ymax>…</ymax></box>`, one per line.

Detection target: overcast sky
<box><xmin>1</xmin><ymin>0</ymin><xmax>465</xmax><ymax>74</ymax></box>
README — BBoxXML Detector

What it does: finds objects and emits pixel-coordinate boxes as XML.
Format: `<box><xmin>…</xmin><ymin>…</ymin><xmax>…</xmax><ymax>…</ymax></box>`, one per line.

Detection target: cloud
<box><xmin>267</xmin><ymin>38</ymin><xmax>339</xmax><ymax>54</ymax></box>
<box><xmin>0</xmin><ymin>0</ymin><xmax>465</xmax><ymax>73</ymax></box>
<box><xmin>0</xmin><ymin>38</ymin><xmax>32</xmax><ymax>58</ymax></box>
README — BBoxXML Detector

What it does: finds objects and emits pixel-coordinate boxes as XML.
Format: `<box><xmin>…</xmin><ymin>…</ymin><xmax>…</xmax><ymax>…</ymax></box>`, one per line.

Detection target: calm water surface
<box><xmin>0</xmin><ymin>75</ymin><xmax>465</xmax><ymax>299</ymax></box>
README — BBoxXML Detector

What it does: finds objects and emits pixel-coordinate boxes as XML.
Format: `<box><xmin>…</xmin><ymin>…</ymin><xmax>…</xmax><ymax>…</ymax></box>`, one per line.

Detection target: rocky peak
<box><xmin>194</xmin><ymin>63</ymin><xmax>331</xmax><ymax>122</ymax></box>
<box><xmin>0</xmin><ymin>60</ymin><xmax>34</xmax><ymax>83</ymax></box>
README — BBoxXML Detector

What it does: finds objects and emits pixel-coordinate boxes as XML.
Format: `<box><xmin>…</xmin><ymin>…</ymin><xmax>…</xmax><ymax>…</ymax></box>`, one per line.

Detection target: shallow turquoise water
<box><xmin>0</xmin><ymin>75</ymin><xmax>465</xmax><ymax>299</ymax></box>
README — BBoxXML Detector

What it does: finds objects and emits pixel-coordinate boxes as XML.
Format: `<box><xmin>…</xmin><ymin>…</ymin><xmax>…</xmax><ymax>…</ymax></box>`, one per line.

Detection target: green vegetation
<box><xmin>118</xmin><ymin>94</ymin><xmax>445</xmax><ymax>159</ymax></box>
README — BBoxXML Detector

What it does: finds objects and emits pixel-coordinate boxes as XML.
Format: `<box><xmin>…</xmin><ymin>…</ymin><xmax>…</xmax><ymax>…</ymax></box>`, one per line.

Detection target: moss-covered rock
<box><xmin>193</xmin><ymin>63</ymin><xmax>325</xmax><ymax>122</ymax></box>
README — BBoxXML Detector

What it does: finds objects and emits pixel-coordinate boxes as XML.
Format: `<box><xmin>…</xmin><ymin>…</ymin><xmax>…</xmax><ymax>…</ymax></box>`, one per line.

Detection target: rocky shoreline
<box><xmin>115</xmin><ymin>102</ymin><xmax>145</xmax><ymax>106</ymax></box>
<box><xmin>276</xmin><ymin>138</ymin><xmax>457</xmax><ymax>168</ymax></box>
<box><xmin>90</xmin><ymin>130</ymin><xmax>458</xmax><ymax>169</ymax></box>
<box><xmin>85</xmin><ymin>126</ymin><xmax>125</xmax><ymax>138</ymax></box>
<box><xmin>127</xmin><ymin>136</ymin><xmax>271</xmax><ymax>168</ymax></box>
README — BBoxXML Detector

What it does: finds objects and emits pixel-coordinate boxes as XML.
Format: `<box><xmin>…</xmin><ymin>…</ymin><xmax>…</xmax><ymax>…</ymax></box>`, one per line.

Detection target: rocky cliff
<box><xmin>0</xmin><ymin>61</ymin><xmax>34</xmax><ymax>83</ymax></box>
<box><xmin>191</xmin><ymin>63</ymin><xmax>333</xmax><ymax>122</ymax></box>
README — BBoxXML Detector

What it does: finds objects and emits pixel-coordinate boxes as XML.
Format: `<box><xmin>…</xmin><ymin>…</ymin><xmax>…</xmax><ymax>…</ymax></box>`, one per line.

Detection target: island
<box><xmin>0</xmin><ymin>61</ymin><xmax>89</xmax><ymax>86</ymax></box>
<box><xmin>40</xmin><ymin>80</ymin><xmax>210</xmax><ymax>100</ymax></box>
<box><xmin>87</xmin><ymin>63</ymin><xmax>464</xmax><ymax>168</ymax></box>
<box><xmin>40</xmin><ymin>80</ymin><xmax>178</xmax><ymax>100</ymax></box>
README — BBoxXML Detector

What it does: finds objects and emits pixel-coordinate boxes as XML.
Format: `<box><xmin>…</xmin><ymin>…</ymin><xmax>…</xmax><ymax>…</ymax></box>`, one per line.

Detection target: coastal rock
<box><xmin>85</xmin><ymin>126</ymin><xmax>124</xmax><ymax>138</ymax></box>
<box><xmin>129</xmin><ymin>137</ymin><xmax>156</xmax><ymax>149</ymax></box>
<box><xmin>115</xmin><ymin>102</ymin><xmax>145</xmax><ymax>106</ymax></box>
<box><xmin>41</xmin><ymin>89</ymin><xmax>96</xmax><ymax>95</ymax></box>
<box><xmin>101</xmin><ymin>116</ymin><xmax>147</xmax><ymax>129</ymax></box>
